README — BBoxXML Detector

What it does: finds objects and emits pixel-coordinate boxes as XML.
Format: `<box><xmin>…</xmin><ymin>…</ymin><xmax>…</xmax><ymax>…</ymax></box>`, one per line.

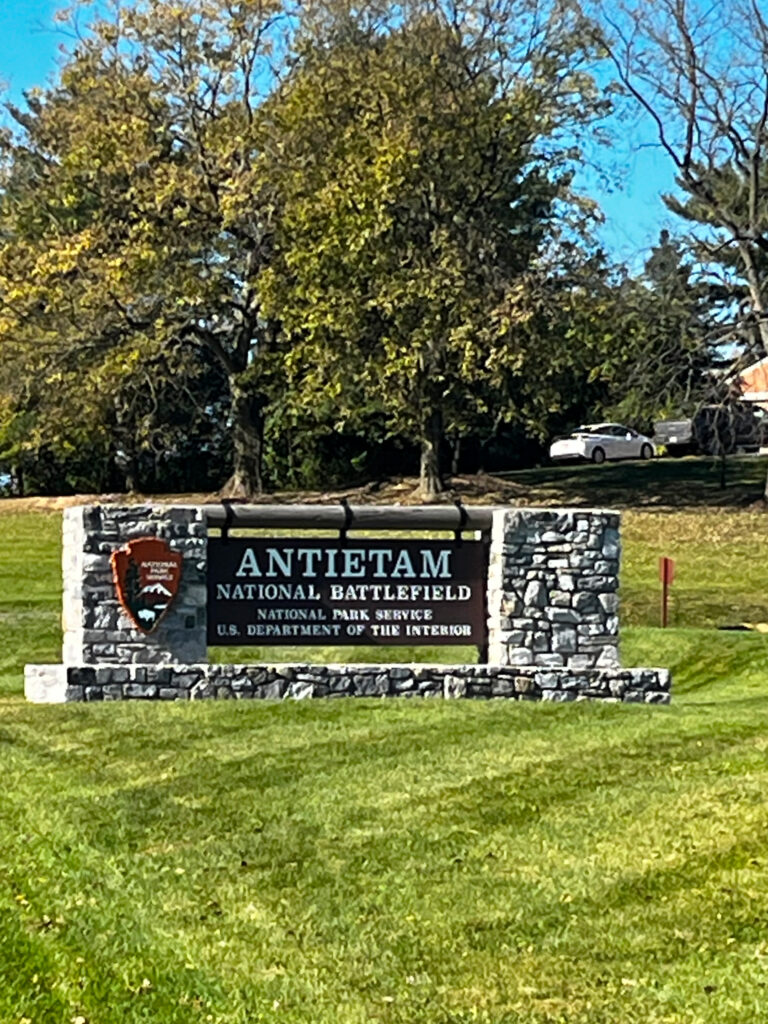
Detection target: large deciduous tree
<box><xmin>251</xmin><ymin>0</ymin><xmax>611</xmax><ymax>496</ymax></box>
<box><xmin>0</xmin><ymin>0</ymin><xmax>290</xmax><ymax>496</ymax></box>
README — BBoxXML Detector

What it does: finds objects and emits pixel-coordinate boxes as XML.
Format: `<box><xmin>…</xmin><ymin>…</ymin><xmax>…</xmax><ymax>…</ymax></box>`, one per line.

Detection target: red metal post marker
<box><xmin>659</xmin><ymin>556</ymin><xmax>675</xmax><ymax>628</ymax></box>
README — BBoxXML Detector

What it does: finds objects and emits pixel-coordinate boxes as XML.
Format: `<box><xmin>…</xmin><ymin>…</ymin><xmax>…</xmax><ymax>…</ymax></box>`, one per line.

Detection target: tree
<box><xmin>258</xmin><ymin>1</ymin><xmax>610</xmax><ymax>496</ymax></box>
<box><xmin>595</xmin><ymin>231</ymin><xmax>715</xmax><ymax>427</ymax></box>
<box><xmin>0</xmin><ymin>0</ymin><xmax>613</xmax><ymax>498</ymax></box>
<box><xmin>0</xmin><ymin>0</ymin><xmax>291</xmax><ymax>496</ymax></box>
<box><xmin>595</xmin><ymin>0</ymin><xmax>768</xmax><ymax>380</ymax></box>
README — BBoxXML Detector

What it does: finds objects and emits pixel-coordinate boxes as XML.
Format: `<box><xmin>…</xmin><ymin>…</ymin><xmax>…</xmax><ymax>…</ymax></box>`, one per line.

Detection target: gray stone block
<box><xmin>596</xmin><ymin>646</ymin><xmax>620</xmax><ymax>668</ymax></box>
<box><xmin>536</xmin><ymin>672</ymin><xmax>560</xmax><ymax>690</ymax></box>
<box><xmin>573</xmin><ymin>591</ymin><xmax>599</xmax><ymax>612</ymax></box>
<box><xmin>608</xmin><ymin>676</ymin><xmax>628</xmax><ymax>698</ymax></box>
<box><xmin>532</xmin><ymin>631</ymin><xmax>550</xmax><ymax>652</ymax></box>
<box><xmin>499</xmin><ymin>630</ymin><xmax>526</xmax><ymax>645</ymax></box>
<box><xmin>547</xmin><ymin>608</ymin><xmax>579</xmax><ymax>624</ymax></box>
<box><xmin>541</xmin><ymin>530</ymin><xmax>564</xmax><ymax>543</ymax></box>
<box><xmin>231</xmin><ymin>677</ymin><xmax>254</xmax><ymax>694</ymax></box>
<box><xmin>285</xmin><ymin>681</ymin><xmax>314</xmax><ymax>700</ymax></box>
<box><xmin>623</xmin><ymin>689</ymin><xmax>645</xmax><ymax>703</ymax></box>
<box><xmin>552</xmin><ymin>625</ymin><xmax>577</xmax><ymax>654</ymax></box>
<box><xmin>534</xmin><ymin>653</ymin><xmax>565</xmax><ymax>667</ymax></box>
<box><xmin>645</xmin><ymin>691</ymin><xmax>671</xmax><ymax>704</ymax></box>
<box><xmin>580</xmin><ymin>575</ymin><xmax>618</xmax><ymax>592</ymax></box>
<box><xmin>69</xmin><ymin>666</ymin><xmax>96</xmax><ymax>686</ymax></box>
<box><xmin>523</xmin><ymin>580</ymin><xmax>548</xmax><ymax>607</ymax></box>
<box><xmin>190</xmin><ymin>680</ymin><xmax>216</xmax><ymax>700</ymax></box>
<box><xmin>505</xmin><ymin>648</ymin><xmax>534</xmax><ymax>666</ymax></box>
<box><xmin>260</xmin><ymin>681</ymin><xmax>286</xmax><ymax>700</ymax></box>
<box><xmin>491</xmin><ymin>678</ymin><xmax>516</xmax><ymax>697</ymax></box>
<box><xmin>125</xmin><ymin>683</ymin><xmax>158</xmax><ymax>698</ymax></box>
<box><xmin>444</xmin><ymin>674</ymin><xmax>467</xmax><ymax>698</ymax></box>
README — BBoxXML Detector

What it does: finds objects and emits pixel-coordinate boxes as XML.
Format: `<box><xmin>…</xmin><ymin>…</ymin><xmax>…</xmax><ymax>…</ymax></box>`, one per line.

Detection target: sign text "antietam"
<box><xmin>231</xmin><ymin>545</ymin><xmax>453</xmax><ymax>580</ymax></box>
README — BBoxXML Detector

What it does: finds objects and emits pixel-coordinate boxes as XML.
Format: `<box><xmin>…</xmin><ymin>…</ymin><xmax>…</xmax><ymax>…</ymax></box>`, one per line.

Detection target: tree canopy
<box><xmin>0</xmin><ymin>0</ymin><xmax>717</xmax><ymax>497</ymax></box>
<box><xmin>259</xmin><ymin>1</ymin><xmax>609</xmax><ymax>493</ymax></box>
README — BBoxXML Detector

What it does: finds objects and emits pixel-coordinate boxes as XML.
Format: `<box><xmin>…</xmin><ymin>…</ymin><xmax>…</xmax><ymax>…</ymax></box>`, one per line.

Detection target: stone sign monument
<box><xmin>25</xmin><ymin>503</ymin><xmax>670</xmax><ymax>703</ymax></box>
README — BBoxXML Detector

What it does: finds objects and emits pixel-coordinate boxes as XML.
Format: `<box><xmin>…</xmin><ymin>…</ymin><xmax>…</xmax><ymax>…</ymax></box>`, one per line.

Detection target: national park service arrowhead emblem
<box><xmin>110</xmin><ymin>537</ymin><xmax>183</xmax><ymax>634</ymax></box>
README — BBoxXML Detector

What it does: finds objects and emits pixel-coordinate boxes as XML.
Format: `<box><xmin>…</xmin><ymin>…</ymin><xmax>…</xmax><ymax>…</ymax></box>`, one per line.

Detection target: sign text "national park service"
<box><xmin>207</xmin><ymin>538</ymin><xmax>488</xmax><ymax>645</ymax></box>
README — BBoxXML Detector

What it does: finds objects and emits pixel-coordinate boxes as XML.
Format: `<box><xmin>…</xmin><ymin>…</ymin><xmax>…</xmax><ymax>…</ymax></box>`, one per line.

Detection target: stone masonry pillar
<box><xmin>486</xmin><ymin>508</ymin><xmax>620</xmax><ymax>669</ymax></box>
<box><xmin>62</xmin><ymin>505</ymin><xmax>208</xmax><ymax>666</ymax></box>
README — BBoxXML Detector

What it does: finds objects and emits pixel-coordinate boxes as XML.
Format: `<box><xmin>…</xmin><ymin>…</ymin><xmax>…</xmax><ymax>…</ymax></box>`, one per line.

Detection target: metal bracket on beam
<box><xmin>221</xmin><ymin>499</ymin><xmax>235</xmax><ymax>544</ymax></box>
<box><xmin>454</xmin><ymin>499</ymin><xmax>469</xmax><ymax>545</ymax></box>
<box><xmin>339</xmin><ymin>498</ymin><xmax>354</xmax><ymax>543</ymax></box>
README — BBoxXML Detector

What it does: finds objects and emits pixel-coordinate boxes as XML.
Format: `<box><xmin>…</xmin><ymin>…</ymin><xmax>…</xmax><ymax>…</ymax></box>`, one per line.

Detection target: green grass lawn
<box><xmin>3</xmin><ymin>494</ymin><xmax>768</xmax><ymax>1022</ymax></box>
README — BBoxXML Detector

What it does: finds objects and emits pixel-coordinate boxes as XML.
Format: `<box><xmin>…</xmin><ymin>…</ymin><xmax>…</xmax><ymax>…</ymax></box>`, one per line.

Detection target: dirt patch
<box><xmin>3</xmin><ymin>461</ymin><xmax>767</xmax><ymax>514</ymax></box>
<box><xmin>0</xmin><ymin>474</ymin><xmax>532</xmax><ymax>515</ymax></box>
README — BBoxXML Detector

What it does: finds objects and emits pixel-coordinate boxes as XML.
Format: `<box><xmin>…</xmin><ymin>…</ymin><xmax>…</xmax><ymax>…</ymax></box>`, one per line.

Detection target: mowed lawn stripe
<box><xmin>2</xmin><ymin>500</ymin><xmax>768</xmax><ymax>1020</ymax></box>
<box><xmin>1</xmin><ymin>696</ymin><xmax>768</xmax><ymax>1021</ymax></box>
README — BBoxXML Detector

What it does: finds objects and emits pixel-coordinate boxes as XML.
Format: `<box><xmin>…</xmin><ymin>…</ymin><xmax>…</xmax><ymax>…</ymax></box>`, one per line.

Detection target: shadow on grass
<box><xmin>497</xmin><ymin>456</ymin><xmax>768</xmax><ymax>510</ymax></box>
<box><xmin>38</xmin><ymin>701</ymin><xmax>768</xmax><ymax>867</ymax></box>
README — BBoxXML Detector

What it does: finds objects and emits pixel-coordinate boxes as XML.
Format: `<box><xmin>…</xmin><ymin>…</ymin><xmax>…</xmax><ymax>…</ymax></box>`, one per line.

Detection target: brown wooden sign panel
<box><xmin>111</xmin><ymin>537</ymin><xmax>183</xmax><ymax>634</ymax></box>
<box><xmin>207</xmin><ymin>538</ymin><xmax>488</xmax><ymax>646</ymax></box>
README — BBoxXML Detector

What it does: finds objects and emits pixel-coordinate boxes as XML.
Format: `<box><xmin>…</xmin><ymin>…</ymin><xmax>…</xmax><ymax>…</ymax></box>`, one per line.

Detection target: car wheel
<box><xmin>641</xmin><ymin>443</ymin><xmax>653</xmax><ymax>460</ymax></box>
<box><xmin>591</xmin><ymin>447</ymin><xmax>606</xmax><ymax>465</ymax></box>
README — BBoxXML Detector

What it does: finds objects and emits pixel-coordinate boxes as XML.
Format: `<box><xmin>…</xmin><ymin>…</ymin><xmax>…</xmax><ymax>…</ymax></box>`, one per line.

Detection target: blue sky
<box><xmin>0</xmin><ymin>1</ymin><xmax>63</xmax><ymax>99</ymax></box>
<box><xmin>0</xmin><ymin>0</ymin><xmax>681</xmax><ymax>270</ymax></box>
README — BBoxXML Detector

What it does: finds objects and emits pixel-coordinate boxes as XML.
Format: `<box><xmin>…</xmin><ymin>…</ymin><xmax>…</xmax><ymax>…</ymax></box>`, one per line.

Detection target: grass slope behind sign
<box><xmin>207</xmin><ymin>537</ymin><xmax>488</xmax><ymax>646</ymax></box>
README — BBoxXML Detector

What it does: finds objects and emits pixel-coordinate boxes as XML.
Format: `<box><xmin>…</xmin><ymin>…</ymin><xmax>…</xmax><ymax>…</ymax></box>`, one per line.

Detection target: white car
<box><xmin>549</xmin><ymin>423</ymin><xmax>656</xmax><ymax>464</ymax></box>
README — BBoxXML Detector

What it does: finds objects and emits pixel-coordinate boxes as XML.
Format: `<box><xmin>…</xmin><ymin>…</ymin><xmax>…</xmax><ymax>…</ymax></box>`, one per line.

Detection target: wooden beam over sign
<box><xmin>202</xmin><ymin>503</ymin><xmax>499</xmax><ymax>532</ymax></box>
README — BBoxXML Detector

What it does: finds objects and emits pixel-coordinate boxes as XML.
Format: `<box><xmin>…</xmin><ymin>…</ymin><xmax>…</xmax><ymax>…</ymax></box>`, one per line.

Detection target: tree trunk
<box><xmin>123</xmin><ymin>456</ymin><xmax>139</xmax><ymax>495</ymax></box>
<box><xmin>419</xmin><ymin>409</ymin><xmax>444</xmax><ymax>499</ymax></box>
<box><xmin>220</xmin><ymin>380</ymin><xmax>265</xmax><ymax>498</ymax></box>
<box><xmin>449</xmin><ymin>434</ymin><xmax>461</xmax><ymax>477</ymax></box>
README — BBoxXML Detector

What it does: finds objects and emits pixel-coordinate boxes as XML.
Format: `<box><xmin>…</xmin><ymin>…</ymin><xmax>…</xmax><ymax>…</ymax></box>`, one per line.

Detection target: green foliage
<box><xmin>0</xmin><ymin>0</ymin><xmax>290</xmax><ymax>494</ymax></box>
<box><xmin>256</xmin><ymin>0</ymin><xmax>611</xmax><ymax>492</ymax></box>
<box><xmin>575</xmin><ymin>234</ymin><xmax>716</xmax><ymax>433</ymax></box>
<box><xmin>0</xmin><ymin>0</ymin><xmax>733</xmax><ymax>496</ymax></box>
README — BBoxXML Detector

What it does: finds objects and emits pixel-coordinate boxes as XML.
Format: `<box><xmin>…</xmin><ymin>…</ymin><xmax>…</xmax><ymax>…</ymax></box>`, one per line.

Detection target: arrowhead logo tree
<box><xmin>110</xmin><ymin>537</ymin><xmax>183</xmax><ymax>634</ymax></box>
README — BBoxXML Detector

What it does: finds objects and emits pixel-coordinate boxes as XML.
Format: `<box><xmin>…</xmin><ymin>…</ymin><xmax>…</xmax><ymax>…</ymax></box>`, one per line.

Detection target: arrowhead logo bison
<box><xmin>110</xmin><ymin>537</ymin><xmax>183</xmax><ymax>634</ymax></box>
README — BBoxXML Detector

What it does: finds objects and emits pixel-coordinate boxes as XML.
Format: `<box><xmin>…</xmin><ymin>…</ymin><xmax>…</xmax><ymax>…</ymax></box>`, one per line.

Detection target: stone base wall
<box><xmin>487</xmin><ymin>509</ymin><xmax>620</xmax><ymax>669</ymax></box>
<box><xmin>25</xmin><ymin>662</ymin><xmax>670</xmax><ymax>705</ymax></box>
